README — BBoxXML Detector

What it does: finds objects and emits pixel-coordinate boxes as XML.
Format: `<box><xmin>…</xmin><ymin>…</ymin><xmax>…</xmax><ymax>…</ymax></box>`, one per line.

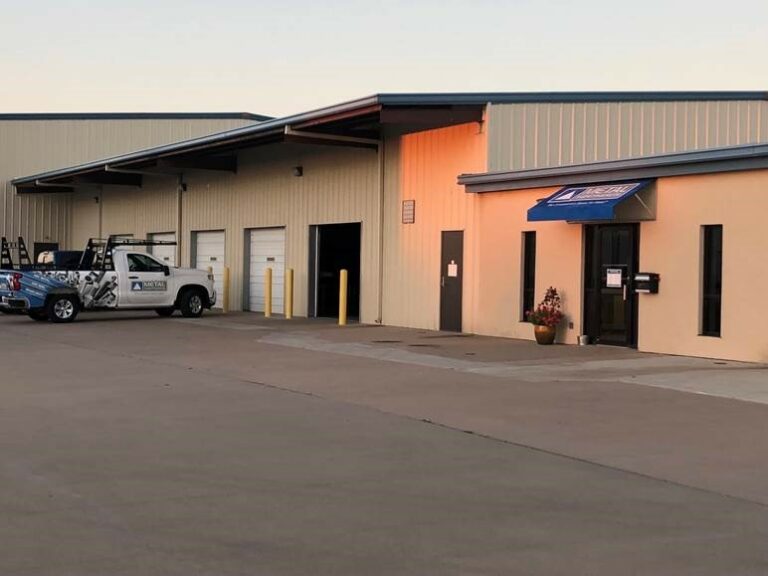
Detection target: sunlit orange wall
<box><xmin>382</xmin><ymin>122</ymin><xmax>487</xmax><ymax>331</ymax></box>
<box><xmin>639</xmin><ymin>169</ymin><xmax>768</xmax><ymax>362</ymax></box>
<box><xmin>474</xmin><ymin>188</ymin><xmax>583</xmax><ymax>343</ymax></box>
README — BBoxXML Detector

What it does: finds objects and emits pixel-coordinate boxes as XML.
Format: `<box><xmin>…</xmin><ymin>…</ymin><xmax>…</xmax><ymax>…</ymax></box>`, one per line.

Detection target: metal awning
<box><xmin>527</xmin><ymin>180</ymin><xmax>655</xmax><ymax>222</ymax></box>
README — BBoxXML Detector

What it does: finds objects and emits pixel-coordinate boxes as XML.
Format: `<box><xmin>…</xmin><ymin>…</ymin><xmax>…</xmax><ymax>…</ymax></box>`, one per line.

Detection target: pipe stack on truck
<box><xmin>0</xmin><ymin>236</ymin><xmax>216</xmax><ymax>323</ymax></box>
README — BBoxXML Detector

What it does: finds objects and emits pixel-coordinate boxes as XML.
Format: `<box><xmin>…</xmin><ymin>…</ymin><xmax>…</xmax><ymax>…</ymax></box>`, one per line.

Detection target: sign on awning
<box><xmin>527</xmin><ymin>180</ymin><xmax>654</xmax><ymax>222</ymax></box>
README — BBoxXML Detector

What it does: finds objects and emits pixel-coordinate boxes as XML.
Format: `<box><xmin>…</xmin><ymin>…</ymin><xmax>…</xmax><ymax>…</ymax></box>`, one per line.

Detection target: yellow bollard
<box><xmin>338</xmin><ymin>268</ymin><xmax>348</xmax><ymax>326</ymax></box>
<box><xmin>222</xmin><ymin>266</ymin><xmax>230</xmax><ymax>314</ymax></box>
<box><xmin>264</xmin><ymin>267</ymin><xmax>272</xmax><ymax>318</ymax></box>
<box><xmin>284</xmin><ymin>268</ymin><xmax>294</xmax><ymax>320</ymax></box>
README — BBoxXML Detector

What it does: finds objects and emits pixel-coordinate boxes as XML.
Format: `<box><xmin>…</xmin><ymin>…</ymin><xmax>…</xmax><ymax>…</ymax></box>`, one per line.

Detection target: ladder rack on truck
<box><xmin>1</xmin><ymin>235</ymin><xmax>177</xmax><ymax>272</ymax></box>
<box><xmin>0</xmin><ymin>237</ymin><xmax>33</xmax><ymax>270</ymax></box>
<box><xmin>79</xmin><ymin>236</ymin><xmax>177</xmax><ymax>272</ymax></box>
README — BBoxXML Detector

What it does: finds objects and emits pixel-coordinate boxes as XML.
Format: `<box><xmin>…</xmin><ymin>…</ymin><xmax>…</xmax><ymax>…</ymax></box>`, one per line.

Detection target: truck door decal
<box><xmin>130</xmin><ymin>280</ymin><xmax>167</xmax><ymax>292</ymax></box>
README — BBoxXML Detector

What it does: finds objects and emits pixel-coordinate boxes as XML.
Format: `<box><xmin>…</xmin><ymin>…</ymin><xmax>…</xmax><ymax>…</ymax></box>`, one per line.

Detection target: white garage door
<box><xmin>249</xmin><ymin>228</ymin><xmax>285</xmax><ymax>314</ymax></box>
<box><xmin>150</xmin><ymin>232</ymin><xmax>176</xmax><ymax>266</ymax></box>
<box><xmin>195</xmin><ymin>231</ymin><xmax>225</xmax><ymax>309</ymax></box>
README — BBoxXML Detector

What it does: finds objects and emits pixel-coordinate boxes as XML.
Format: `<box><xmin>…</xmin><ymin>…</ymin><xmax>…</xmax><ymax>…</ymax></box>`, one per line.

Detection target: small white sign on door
<box><xmin>447</xmin><ymin>260</ymin><xmax>458</xmax><ymax>278</ymax></box>
<box><xmin>606</xmin><ymin>268</ymin><xmax>623</xmax><ymax>288</ymax></box>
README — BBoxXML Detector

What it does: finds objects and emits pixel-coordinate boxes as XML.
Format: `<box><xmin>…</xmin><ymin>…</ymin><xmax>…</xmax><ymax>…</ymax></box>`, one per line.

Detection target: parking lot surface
<box><xmin>2</xmin><ymin>312</ymin><xmax>768</xmax><ymax>575</ymax></box>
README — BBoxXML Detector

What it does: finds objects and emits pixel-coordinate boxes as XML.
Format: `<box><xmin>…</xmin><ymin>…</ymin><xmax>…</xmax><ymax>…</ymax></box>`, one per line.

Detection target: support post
<box><xmin>285</xmin><ymin>268</ymin><xmax>294</xmax><ymax>319</ymax></box>
<box><xmin>222</xmin><ymin>266</ymin><xmax>230</xmax><ymax>313</ymax></box>
<box><xmin>338</xmin><ymin>268</ymin><xmax>348</xmax><ymax>326</ymax></box>
<box><xmin>265</xmin><ymin>267</ymin><xmax>273</xmax><ymax>318</ymax></box>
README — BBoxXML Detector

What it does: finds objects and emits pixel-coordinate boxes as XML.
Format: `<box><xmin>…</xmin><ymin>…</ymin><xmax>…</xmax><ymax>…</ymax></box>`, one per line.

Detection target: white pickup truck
<box><xmin>0</xmin><ymin>237</ymin><xmax>216</xmax><ymax>323</ymax></box>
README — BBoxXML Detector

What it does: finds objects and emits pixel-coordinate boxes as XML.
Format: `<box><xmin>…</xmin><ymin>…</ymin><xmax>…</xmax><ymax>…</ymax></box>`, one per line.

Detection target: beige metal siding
<box><xmin>487</xmin><ymin>100</ymin><xmax>768</xmax><ymax>171</ymax></box>
<box><xmin>91</xmin><ymin>143</ymin><xmax>382</xmax><ymax>322</ymax></box>
<box><xmin>0</xmin><ymin>118</ymin><xmax>256</xmax><ymax>248</ymax></box>
<box><xmin>382</xmin><ymin>123</ymin><xmax>487</xmax><ymax>331</ymax></box>
<box><xmin>183</xmin><ymin>144</ymin><xmax>381</xmax><ymax>320</ymax></box>
<box><xmin>101</xmin><ymin>182</ymin><xmax>177</xmax><ymax>241</ymax></box>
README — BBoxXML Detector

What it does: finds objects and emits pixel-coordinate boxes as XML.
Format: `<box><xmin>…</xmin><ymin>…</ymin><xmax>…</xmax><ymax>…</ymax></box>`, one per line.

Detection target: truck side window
<box><xmin>127</xmin><ymin>254</ymin><xmax>165</xmax><ymax>273</ymax></box>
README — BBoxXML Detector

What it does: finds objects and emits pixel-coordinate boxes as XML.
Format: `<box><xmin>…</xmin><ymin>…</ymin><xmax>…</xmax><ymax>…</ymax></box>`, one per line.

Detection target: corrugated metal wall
<box><xmin>382</xmin><ymin>123</ymin><xmax>487</xmax><ymax>331</ymax></box>
<box><xmin>0</xmin><ymin>117</ymin><xmax>256</xmax><ymax>248</ymax></box>
<box><xmin>487</xmin><ymin>100</ymin><xmax>768</xmax><ymax>171</ymax></box>
<box><xmin>97</xmin><ymin>143</ymin><xmax>382</xmax><ymax>321</ymax></box>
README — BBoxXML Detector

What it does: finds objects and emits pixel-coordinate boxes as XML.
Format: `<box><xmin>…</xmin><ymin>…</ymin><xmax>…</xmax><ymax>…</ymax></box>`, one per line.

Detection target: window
<box><xmin>522</xmin><ymin>231</ymin><xmax>536</xmax><ymax>320</ymax></box>
<box><xmin>127</xmin><ymin>253</ymin><xmax>165</xmax><ymax>273</ymax></box>
<box><xmin>701</xmin><ymin>225</ymin><xmax>723</xmax><ymax>337</ymax></box>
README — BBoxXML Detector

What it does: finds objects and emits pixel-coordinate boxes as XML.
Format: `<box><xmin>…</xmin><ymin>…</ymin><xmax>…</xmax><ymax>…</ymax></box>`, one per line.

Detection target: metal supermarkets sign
<box><xmin>548</xmin><ymin>183</ymin><xmax>644</xmax><ymax>205</ymax></box>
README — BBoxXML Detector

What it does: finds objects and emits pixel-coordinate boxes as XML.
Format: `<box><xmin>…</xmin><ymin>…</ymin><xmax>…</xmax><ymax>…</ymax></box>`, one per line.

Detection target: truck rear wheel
<box><xmin>47</xmin><ymin>294</ymin><xmax>79</xmax><ymax>323</ymax></box>
<box><xmin>179</xmin><ymin>289</ymin><xmax>205</xmax><ymax>318</ymax></box>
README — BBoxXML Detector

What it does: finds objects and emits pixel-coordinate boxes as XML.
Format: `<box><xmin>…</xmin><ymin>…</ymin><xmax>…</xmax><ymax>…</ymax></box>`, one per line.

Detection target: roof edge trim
<box><xmin>459</xmin><ymin>144</ymin><xmax>768</xmax><ymax>192</ymax></box>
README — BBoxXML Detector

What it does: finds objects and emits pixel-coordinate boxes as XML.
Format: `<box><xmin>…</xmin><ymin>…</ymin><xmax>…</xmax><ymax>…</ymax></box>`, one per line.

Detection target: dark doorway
<box><xmin>33</xmin><ymin>242</ymin><xmax>59</xmax><ymax>263</ymax></box>
<box><xmin>440</xmin><ymin>231</ymin><xmax>464</xmax><ymax>332</ymax></box>
<box><xmin>583</xmin><ymin>224</ymin><xmax>639</xmax><ymax>347</ymax></box>
<box><xmin>309</xmin><ymin>223</ymin><xmax>361</xmax><ymax>319</ymax></box>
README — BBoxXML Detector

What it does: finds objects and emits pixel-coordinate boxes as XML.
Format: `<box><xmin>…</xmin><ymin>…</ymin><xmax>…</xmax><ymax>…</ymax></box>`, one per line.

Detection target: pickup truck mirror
<box><xmin>163</xmin><ymin>265</ymin><xmax>170</xmax><ymax>276</ymax></box>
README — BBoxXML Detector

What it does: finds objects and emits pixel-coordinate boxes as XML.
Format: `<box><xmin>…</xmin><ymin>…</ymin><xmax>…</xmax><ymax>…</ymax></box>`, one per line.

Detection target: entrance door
<box><xmin>583</xmin><ymin>224</ymin><xmax>638</xmax><ymax>346</ymax></box>
<box><xmin>248</xmin><ymin>228</ymin><xmax>286</xmax><ymax>314</ymax></box>
<box><xmin>439</xmin><ymin>231</ymin><xmax>463</xmax><ymax>332</ymax></box>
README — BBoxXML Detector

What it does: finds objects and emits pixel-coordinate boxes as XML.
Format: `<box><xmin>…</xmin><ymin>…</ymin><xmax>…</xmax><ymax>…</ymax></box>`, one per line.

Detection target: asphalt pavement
<box><xmin>1</xmin><ymin>311</ymin><xmax>767</xmax><ymax>575</ymax></box>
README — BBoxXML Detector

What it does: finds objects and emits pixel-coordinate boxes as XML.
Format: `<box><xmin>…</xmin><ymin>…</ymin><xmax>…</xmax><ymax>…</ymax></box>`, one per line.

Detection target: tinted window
<box><xmin>522</xmin><ymin>231</ymin><xmax>536</xmax><ymax>320</ymax></box>
<box><xmin>127</xmin><ymin>253</ymin><xmax>165</xmax><ymax>273</ymax></box>
<box><xmin>701</xmin><ymin>225</ymin><xmax>723</xmax><ymax>337</ymax></box>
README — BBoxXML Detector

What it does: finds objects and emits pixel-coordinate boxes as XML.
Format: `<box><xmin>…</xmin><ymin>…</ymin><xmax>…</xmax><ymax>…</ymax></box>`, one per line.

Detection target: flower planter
<box><xmin>533</xmin><ymin>325</ymin><xmax>557</xmax><ymax>345</ymax></box>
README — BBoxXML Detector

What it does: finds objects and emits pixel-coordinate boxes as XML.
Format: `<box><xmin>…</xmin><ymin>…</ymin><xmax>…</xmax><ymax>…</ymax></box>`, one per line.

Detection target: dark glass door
<box><xmin>584</xmin><ymin>224</ymin><xmax>639</xmax><ymax>347</ymax></box>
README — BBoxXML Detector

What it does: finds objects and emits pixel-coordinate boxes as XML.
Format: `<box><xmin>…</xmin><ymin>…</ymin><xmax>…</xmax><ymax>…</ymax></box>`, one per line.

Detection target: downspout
<box><xmin>97</xmin><ymin>186</ymin><xmax>103</xmax><ymax>239</ymax></box>
<box><xmin>376</xmin><ymin>137</ymin><xmax>386</xmax><ymax>324</ymax></box>
<box><xmin>176</xmin><ymin>174</ymin><xmax>184</xmax><ymax>266</ymax></box>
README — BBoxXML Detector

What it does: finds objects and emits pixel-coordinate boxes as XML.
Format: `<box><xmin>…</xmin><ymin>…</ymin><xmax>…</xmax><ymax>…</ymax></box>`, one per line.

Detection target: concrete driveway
<box><xmin>1</xmin><ymin>311</ymin><xmax>768</xmax><ymax>575</ymax></box>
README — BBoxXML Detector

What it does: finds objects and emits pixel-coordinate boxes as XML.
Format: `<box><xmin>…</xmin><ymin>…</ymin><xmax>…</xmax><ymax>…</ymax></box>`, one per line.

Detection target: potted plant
<box><xmin>526</xmin><ymin>287</ymin><xmax>564</xmax><ymax>345</ymax></box>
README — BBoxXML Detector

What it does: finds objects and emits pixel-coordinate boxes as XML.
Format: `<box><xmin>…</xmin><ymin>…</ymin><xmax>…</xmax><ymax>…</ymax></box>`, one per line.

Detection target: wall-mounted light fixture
<box><xmin>292</xmin><ymin>166</ymin><xmax>303</xmax><ymax>177</ymax></box>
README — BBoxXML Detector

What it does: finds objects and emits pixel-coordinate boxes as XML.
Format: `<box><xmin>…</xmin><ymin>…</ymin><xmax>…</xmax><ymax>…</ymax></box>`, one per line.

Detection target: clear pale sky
<box><xmin>1</xmin><ymin>0</ymin><xmax>766</xmax><ymax>117</ymax></box>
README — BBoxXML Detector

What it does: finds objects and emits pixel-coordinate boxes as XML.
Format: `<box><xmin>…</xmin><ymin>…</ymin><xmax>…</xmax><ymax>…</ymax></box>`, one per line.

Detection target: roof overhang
<box><xmin>459</xmin><ymin>144</ymin><xmax>768</xmax><ymax>193</ymax></box>
<box><xmin>13</xmin><ymin>95</ymin><xmax>487</xmax><ymax>194</ymax></box>
<box><xmin>14</xmin><ymin>91</ymin><xmax>768</xmax><ymax>194</ymax></box>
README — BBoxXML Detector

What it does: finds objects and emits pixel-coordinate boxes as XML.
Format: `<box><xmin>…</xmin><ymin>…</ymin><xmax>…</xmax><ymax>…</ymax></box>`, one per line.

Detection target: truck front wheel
<box><xmin>47</xmin><ymin>295</ymin><xmax>79</xmax><ymax>323</ymax></box>
<box><xmin>179</xmin><ymin>289</ymin><xmax>205</xmax><ymax>318</ymax></box>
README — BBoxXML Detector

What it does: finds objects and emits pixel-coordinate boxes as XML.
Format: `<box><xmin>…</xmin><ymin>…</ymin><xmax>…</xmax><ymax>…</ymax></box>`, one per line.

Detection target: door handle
<box><xmin>441</xmin><ymin>276</ymin><xmax>445</xmax><ymax>287</ymax></box>
<box><xmin>623</xmin><ymin>284</ymin><xmax>628</xmax><ymax>301</ymax></box>
<box><xmin>129</xmin><ymin>275</ymin><xmax>139</xmax><ymax>280</ymax></box>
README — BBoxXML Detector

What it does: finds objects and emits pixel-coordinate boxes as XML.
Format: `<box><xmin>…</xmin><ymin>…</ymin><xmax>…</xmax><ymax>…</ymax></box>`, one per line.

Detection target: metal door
<box><xmin>248</xmin><ymin>228</ymin><xmax>285</xmax><ymax>313</ymax></box>
<box><xmin>194</xmin><ymin>231</ymin><xmax>225</xmax><ymax>309</ymax></box>
<box><xmin>149</xmin><ymin>233</ymin><xmax>176</xmax><ymax>267</ymax></box>
<box><xmin>439</xmin><ymin>231</ymin><xmax>464</xmax><ymax>332</ymax></box>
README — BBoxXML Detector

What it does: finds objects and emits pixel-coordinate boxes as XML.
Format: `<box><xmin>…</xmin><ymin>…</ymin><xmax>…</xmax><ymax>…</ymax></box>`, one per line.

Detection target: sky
<box><xmin>1</xmin><ymin>0</ymin><xmax>766</xmax><ymax>117</ymax></box>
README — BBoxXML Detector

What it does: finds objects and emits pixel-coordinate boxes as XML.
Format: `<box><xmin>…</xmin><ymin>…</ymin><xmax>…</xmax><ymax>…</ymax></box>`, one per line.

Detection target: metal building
<box><xmin>11</xmin><ymin>92</ymin><xmax>768</xmax><ymax>361</ymax></box>
<box><xmin>0</xmin><ymin>112</ymin><xmax>266</xmax><ymax>254</ymax></box>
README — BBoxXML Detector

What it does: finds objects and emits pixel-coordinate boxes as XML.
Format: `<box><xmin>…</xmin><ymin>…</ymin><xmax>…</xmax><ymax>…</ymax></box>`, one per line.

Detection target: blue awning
<box><xmin>527</xmin><ymin>180</ymin><xmax>653</xmax><ymax>222</ymax></box>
